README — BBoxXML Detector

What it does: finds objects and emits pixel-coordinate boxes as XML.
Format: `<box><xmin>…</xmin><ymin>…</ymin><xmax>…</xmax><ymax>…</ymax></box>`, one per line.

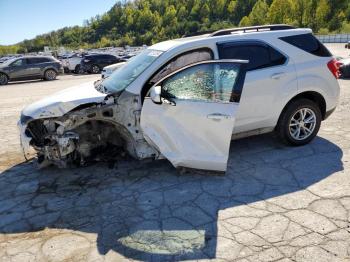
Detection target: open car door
<box><xmin>141</xmin><ymin>60</ymin><xmax>247</xmax><ymax>172</ymax></box>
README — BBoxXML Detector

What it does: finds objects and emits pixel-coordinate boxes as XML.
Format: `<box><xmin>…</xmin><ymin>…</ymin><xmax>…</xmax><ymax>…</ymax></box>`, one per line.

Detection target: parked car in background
<box><xmin>61</xmin><ymin>53</ymin><xmax>84</xmax><ymax>74</ymax></box>
<box><xmin>0</xmin><ymin>56</ymin><xmax>63</xmax><ymax>85</ymax></box>
<box><xmin>101</xmin><ymin>61</ymin><xmax>126</xmax><ymax>78</ymax></box>
<box><xmin>19</xmin><ymin>25</ymin><xmax>340</xmax><ymax>172</ymax></box>
<box><xmin>80</xmin><ymin>54</ymin><xmax>123</xmax><ymax>74</ymax></box>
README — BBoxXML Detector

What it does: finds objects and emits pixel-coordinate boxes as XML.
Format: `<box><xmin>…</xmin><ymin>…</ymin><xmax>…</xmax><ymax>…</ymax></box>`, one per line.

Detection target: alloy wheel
<box><xmin>289</xmin><ymin>108</ymin><xmax>316</xmax><ymax>141</ymax></box>
<box><xmin>92</xmin><ymin>65</ymin><xmax>100</xmax><ymax>74</ymax></box>
<box><xmin>46</xmin><ymin>70</ymin><xmax>56</xmax><ymax>80</ymax></box>
<box><xmin>0</xmin><ymin>74</ymin><xmax>7</xmax><ymax>85</ymax></box>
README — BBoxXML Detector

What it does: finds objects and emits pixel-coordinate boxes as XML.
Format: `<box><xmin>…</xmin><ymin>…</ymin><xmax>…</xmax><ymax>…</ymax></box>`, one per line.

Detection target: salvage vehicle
<box><xmin>19</xmin><ymin>25</ymin><xmax>340</xmax><ymax>172</ymax></box>
<box><xmin>0</xmin><ymin>56</ymin><xmax>63</xmax><ymax>85</ymax></box>
<box><xmin>101</xmin><ymin>62</ymin><xmax>126</xmax><ymax>78</ymax></box>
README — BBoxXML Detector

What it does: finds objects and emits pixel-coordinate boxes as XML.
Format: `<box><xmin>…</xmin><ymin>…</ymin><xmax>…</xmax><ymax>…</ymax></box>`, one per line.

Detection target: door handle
<box><xmin>207</xmin><ymin>113</ymin><xmax>231</xmax><ymax>120</ymax></box>
<box><xmin>271</xmin><ymin>72</ymin><xmax>286</xmax><ymax>80</ymax></box>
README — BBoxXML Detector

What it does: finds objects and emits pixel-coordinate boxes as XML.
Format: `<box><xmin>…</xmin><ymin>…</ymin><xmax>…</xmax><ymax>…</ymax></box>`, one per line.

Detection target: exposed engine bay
<box><xmin>21</xmin><ymin>92</ymin><xmax>159</xmax><ymax>168</ymax></box>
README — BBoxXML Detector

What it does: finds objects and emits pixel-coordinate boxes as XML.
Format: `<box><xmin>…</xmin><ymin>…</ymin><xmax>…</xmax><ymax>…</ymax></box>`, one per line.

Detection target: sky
<box><xmin>0</xmin><ymin>0</ymin><xmax>118</xmax><ymax>45</ymax></box>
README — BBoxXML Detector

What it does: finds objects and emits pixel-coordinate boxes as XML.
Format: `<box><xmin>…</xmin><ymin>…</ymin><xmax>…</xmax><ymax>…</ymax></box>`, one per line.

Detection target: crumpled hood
<box><xmin>22</xmin><ymin>81</ymin><xmax>106</xmax><ymax>119</ymax></box>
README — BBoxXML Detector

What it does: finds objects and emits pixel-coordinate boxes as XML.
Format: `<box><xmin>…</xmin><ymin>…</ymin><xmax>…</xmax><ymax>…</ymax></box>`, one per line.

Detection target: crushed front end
<box><xmin>19</xmin><ymin>92</ymin><xmax>159</xmax><ymax>168</ymax></box>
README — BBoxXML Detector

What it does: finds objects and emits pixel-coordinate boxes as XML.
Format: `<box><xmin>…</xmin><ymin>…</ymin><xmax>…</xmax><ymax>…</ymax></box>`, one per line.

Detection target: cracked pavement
<box><xmin>0</xmin><ymin>47</ymin><xmax>350</xmax><ymax>261</ymax></box>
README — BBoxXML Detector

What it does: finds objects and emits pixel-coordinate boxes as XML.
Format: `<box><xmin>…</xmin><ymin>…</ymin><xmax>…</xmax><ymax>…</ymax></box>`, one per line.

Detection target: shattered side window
<box><xmin>162</xmin><ymin>63</ymin><xmax>240</xmax><ymax>103</ymax></box>
<box><xmin>149</xmin><ymin>49</ymin><xmax>213</xmax><ymax>85</ymax></box>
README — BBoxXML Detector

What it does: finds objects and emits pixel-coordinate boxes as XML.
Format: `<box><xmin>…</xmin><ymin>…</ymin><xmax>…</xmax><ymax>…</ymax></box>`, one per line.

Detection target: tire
<box><xmin>276</xmin><ymin>99</ymin><xmax>322</xmax><ymax>146</ymax></box>
<box><xmin>91</xmin><ymin>65</ymin><xmax>100</xmax><ymax>74</ymax></box>
<box><xmin>74</xmin><ymin>65</ymin><xmax>82</xmax><ymax>74</ymax></box>
<box><xmin>44</xmin><ymin>69</ymin><xmax>57</xmax><ymax>81</ymax></box>
<box><xmin>0</xmin><ymin>73</ymin><xmax>8</xmax><ymax>85</ymax></box>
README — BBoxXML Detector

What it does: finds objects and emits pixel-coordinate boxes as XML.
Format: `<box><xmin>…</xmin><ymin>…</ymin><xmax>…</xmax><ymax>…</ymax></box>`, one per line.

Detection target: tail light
<box><xmin>327</xmin><ymin>59</ymin><xmax>341</xmax><ymax>79</ymax></box>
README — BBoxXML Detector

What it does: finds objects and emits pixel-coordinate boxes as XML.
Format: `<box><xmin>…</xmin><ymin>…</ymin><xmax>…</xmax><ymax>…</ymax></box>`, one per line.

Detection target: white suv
<box><xmin>61</xmin><ymin>53</ymin><xmax>83</xmax><ymax>74</ymax></box>
<box><xmin>19</xmin><ymin>25</ymin><xmax>340</xmax><ymax>172</ymax></box>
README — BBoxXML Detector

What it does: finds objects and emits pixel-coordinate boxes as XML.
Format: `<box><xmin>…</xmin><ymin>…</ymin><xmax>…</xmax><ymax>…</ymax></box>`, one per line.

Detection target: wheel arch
<box><xmin>278</xmin><ymin>91</ymin><xmax>327</xmax><ymax>123</ymax></box>
<box><xmin>0</xmin><ymin>71</ymin><xmax>10</xmax><ymax>80</ymax></box>
<box><xmin>44</xmin><ymin>67</ymin><xmax>58</xmax><ymax>74</ymax></box>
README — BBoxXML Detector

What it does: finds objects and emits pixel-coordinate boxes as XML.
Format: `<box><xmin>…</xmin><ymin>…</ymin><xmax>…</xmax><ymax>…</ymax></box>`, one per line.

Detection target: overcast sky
<box><xmin>0</xmin><ymin>0</ymin><xmax>118</xmax><ymax>45</ymax></box>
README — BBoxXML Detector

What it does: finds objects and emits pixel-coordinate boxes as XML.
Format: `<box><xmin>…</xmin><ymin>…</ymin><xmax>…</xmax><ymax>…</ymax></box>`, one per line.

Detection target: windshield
<box><xmin>1</xmin><ymin>57</ymin><xmax>18</xmax><ymax>66</ymax></box>
<box><xmin>99</xmin><ymin>49</ymin><xmax>163</xmax><ymax>93</ymax></box>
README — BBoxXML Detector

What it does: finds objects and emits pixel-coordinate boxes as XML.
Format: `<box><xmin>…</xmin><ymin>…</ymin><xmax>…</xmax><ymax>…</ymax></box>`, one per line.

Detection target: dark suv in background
<box><xmin>0</xmin><ymin>56</ymin><xmax>63</xmax><ymax>85</ymax></box>
<box><xmin>80</xmin><ymin>54</ymin><xmax>124</xmax><ymax>74</ymax></box>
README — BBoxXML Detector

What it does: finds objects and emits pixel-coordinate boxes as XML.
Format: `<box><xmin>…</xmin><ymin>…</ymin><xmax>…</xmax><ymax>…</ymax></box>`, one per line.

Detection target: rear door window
<box><xmin>279</xmin><ymin>33</ymin><xmax>332</xmax><ymax>57</ymax></box>
<box><xmin>27</xmin><ymin>57</ymin><xmax>50</xmax><ymax>64</ymax></box>
<box><xmin>217</xmin><ymin>42</ymin><xmax>286</xmax><ymax>71</ymax></box>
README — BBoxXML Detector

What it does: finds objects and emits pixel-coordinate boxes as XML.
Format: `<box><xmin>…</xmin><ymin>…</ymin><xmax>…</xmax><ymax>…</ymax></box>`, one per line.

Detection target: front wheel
<box><xmin>44</xmin><ymin>69</ymin><xmax>57</xmax><ymax>81</ymax></box>
<box><xmin>0</xmin><ymin>73</ymin><xmax>8</xmax><ymax>85</ymax></box>
<box><xmin>74</xmin><ymin>64</ymin><xmax>82</xmax><ymax>74</ymax></box>
<box><xmin>276</xmin><ymin>99</ymin><xmax>322</xmax><ymax>146</ymax></box>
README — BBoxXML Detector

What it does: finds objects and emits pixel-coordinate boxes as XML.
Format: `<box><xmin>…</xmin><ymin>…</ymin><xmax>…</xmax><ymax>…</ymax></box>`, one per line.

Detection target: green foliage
<box><xmin>248</xmin><ymin>0</ymin><xmax>269</xmax><ymax>25</ymax></box>
<box><xmin>2</xmin><ymin>0</ymin><xmax>350</xmax><ymax>54</ymax></box>
<box><xmin>268</xmin><ymin>0</ymin><xmax>293</xmax><ymax>24</ymax></box>
<box><xmin>239</xmin><ymin>16</ymin><xmax>251</xmax><ymax>27</ymax></box>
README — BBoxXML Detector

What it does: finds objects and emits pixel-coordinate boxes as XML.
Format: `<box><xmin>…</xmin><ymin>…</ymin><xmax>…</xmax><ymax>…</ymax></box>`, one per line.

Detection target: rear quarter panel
<box><xmin>295</xmin><ymin>58</ymin><xmax>340</xmax><ymax>111</ymax></box>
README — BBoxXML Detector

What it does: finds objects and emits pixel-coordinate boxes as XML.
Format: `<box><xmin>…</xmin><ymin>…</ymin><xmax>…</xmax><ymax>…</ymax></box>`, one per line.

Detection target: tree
<box><xmin>304</xmin><ymin>0</ymin><xmax>318</xmax><ymax>30</ymax></box>
<box><xmin>200</xmin><ymin>3</ymin><xmax>210</xmax><ymax>23</ymax></box>
<box><xmin>249</xmin><ymin>0</ymin><xmax>269</xmax><ymax>25</ymax></box>
<box><xmin>292</xmin><ymin>0</ymin><xmax>307</xmax><ymax>27</ymax></box>
<box><xmin>315</xmin><ymin>0</ymin><xmax>330</xmax><ymax>30</ymax></box>
<box><xmin>268</xmin><ymin>0</ymin><xmax>293</xmax><ymax>24</ymax></box>
<box><xmin>210</xmin><ymin>0</ymin><xmax>226</xmax><ymax>19</ymax></box>
<box><xmin>3</xmin><ymin>0</ymin><xmax>350</xmax><ymax>54</ymax></box>
<box><xmin>239</xmin><ymin>16</ymin><xmax>251</xmax><ymax>27</ymax></box>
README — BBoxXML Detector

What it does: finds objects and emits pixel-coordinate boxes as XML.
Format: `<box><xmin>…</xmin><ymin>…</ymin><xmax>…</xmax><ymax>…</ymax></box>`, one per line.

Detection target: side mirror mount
<box><xmin>150</xmin><ymin>85</ymin><xmax>162</xmax><ymax>104</ymax></box>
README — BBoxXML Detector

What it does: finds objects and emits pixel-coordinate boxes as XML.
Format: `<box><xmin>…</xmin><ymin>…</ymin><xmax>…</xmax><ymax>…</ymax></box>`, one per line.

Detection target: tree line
<box><xmin>1</xmin><ymin>0</ymin><xmax>350</xmax><ymax>55</ymax></box>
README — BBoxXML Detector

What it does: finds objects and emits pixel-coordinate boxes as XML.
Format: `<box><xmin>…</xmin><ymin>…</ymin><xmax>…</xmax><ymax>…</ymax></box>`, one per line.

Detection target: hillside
<box><xmin>1</xmin><ymin>0</ymin><xmax>350</xmax><ymax>54</ymax></box>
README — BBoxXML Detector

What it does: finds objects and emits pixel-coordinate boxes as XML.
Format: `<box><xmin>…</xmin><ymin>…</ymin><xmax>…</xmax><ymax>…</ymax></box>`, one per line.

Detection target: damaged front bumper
<box><xmin>18</xmin><ymin>120</ymin><xmax>35</xmax><ymax>160</ymax></box>
<box><xmin>18</xmin><ymin>115</ymin><xmax>80</xmax><ymax>167</ymax></box>
<box><xmin>18</xmin><ymin>92</ymin><xmax>160</xmax><ymax>168</ymax></box>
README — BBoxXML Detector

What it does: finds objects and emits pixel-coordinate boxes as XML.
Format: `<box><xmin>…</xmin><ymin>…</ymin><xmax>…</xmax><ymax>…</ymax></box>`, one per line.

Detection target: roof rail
<box><xmin>209</xmin><ymin>24</ymin><xmax>295</xmax><ymax>37</ymax></box>
<box><xmin>182</xmin><ymin>30</ymin><xmax>217</xmax><ymax>38</ymax></box>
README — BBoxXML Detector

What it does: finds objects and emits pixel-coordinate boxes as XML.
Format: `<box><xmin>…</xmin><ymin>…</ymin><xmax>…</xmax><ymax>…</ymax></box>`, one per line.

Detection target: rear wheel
<box><xmin>91</xmin><ymin>65</ymin><xmax>100</xmax><ymax>74</ymax></box>
<box><xmin>0</xmin><ymin>73</ymin><xmax>8</xmax><ymax>85</ymax></box>
<box><xmin>74</xmin><ymin>64</ymin><xmax>82</xmax><ymax>74</ymax></box>
<box><xmin>276</xmin><ymin>99</ymin><xmax>322</xmax><ymax>146</ymax></box>
<box><xmin>44</xmin><ymin>69</ymin><xmax>57</xmax><ymax>81</ymax></box>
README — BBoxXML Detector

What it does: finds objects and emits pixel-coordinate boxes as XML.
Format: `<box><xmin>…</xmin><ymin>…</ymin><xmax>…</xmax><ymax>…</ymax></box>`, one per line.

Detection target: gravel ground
<box><xmin>0</xmin><ymin>45</ymin><xmax>349</xmax><ymax>262</ymax></box>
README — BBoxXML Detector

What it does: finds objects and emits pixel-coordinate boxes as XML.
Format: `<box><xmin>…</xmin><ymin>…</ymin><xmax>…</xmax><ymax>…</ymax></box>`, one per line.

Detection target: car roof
<box><xmin>86</xmin><ymin>53</ymin><xmax>115</xmax><ymax>57</ymax></box>
<box><xmin>18</xmin><ymin>56</ymin><xmax>53</xmax><ymax>59</ymax></box>
<box><xmin>150</xmin><ymin>26</ymin><xmax>312</xmax><ymax>52</ymax></box>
